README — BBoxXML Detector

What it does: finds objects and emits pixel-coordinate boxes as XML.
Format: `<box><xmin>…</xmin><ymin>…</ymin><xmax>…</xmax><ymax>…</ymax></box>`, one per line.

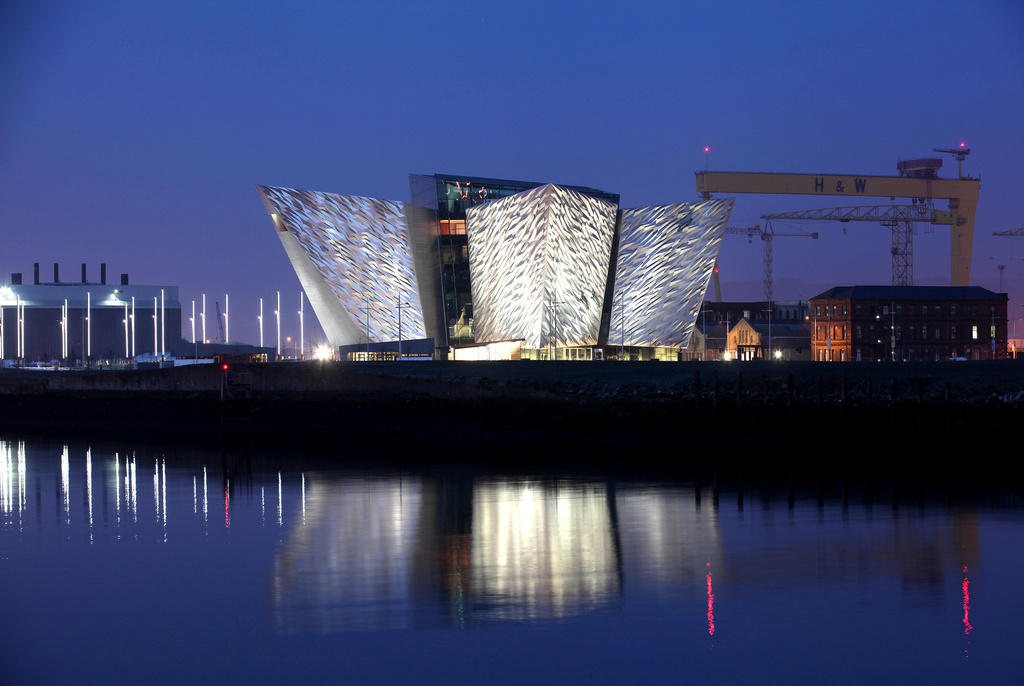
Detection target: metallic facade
<box><xmin>258</xmin><ymin>175</ymin><xmax>734</xmax><ymax>354</ymax></box>
<box><xmin>257</xmin><ymin>186</ymin><xmax>426</xmax><ymax>346</ymax></box>
<box><xmin>466</xmin><ymin>184</ymin><xmax>617</xmax><ymax>348</ymax></box>
<box><xmin>611</xmin><ymin>199</ymin><xmax>733</xmax><ymax>347</ymax></box>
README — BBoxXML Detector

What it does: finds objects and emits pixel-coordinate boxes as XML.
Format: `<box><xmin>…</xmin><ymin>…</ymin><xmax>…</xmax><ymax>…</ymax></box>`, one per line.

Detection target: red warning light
<box><xmin>704</xmin><ymin>146</ymin><xmax>710</xmax><ymax>153</ymax></box>
<box><xmin>960</xmin><ymin>142</ymin><xmax>966</xmax><ymax>148</ymax></box>
<box><xmin>714</xmin><ymin>266</ymin><xmax>719</xmax><ymax>273</ymax></box>
<box><xmin>221</xmin><ymin>364</ymin><xmax>229</xmax><ymax>371</ymax></box>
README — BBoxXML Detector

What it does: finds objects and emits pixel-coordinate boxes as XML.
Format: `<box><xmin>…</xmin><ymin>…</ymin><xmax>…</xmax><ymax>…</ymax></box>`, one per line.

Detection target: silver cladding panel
<box><xmin>258</xmin><ymin>186</ymin><xmax>426</xmax><ymax>344</ymax></box>
<box><xmin>467</xmin><ymin>184</ymin><xmax>618</xmax><ymax>348</ymax></box>
<box><xmin>611</xmin><ymin>199</ymin><xmax>733</xmax><ymax>347</ymax></box>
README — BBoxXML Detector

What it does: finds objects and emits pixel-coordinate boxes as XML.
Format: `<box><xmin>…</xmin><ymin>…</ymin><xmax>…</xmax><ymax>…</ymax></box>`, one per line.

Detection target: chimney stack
<box><xmin>120</xmin><ymin>273</ymin><xmax>129</xmax><ymax>286</ymax></box>
<box><xmin>81</xmin><ymin>263</ymin><xmax>87</xmax><ymax>284</ymax></box>
<box><xmin>54</xmin><ymin>263</ymin><xmax>59</xmax><ymax>283</ymax></box>
<box><xmin>33</xmin><ymin>263</ymin><xmax>39</xmax><ymax>285</ymax></box>
<box><xmin>11</xmin><ymin>273</ymin><xmax>22</xmax><ymax>285</ymax></box>
<box><xmin>101</xmin><ymin>263</ymin><xmax>107</xmax><ymax>285</ymax></box>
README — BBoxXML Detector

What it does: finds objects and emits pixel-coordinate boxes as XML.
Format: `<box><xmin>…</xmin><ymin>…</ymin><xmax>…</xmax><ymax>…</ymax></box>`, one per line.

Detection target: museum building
<box><xmin>257</xmin><ymin>173</ymin><xmax>733</xmax><ymax>360</ymax></box>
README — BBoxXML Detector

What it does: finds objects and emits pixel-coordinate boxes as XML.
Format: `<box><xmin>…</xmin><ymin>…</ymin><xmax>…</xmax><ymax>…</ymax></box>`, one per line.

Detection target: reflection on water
<box><xmin>0</xmin><ymin>436</ymin><xmax>1016</xmax><ymax>670</ymax></box>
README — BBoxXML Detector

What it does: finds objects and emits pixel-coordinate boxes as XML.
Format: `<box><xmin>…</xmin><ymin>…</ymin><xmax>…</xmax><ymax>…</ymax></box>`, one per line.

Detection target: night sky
<box><xmin>2</xmin><ymin>0</ymin><xmax>1022</xmax><ymax>346</ymax></box>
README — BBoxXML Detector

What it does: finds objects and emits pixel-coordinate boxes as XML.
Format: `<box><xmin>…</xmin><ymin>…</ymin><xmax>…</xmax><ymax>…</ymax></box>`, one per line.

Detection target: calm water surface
<box><xmin>1</xmin><ymin>438</ymin><xmax>1022</xmax><ymax>684</ymax></box>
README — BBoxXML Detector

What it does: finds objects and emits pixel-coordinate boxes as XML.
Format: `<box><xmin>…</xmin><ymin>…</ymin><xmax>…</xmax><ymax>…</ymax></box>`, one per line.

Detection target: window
<box><xmin>921</xmin><ymin>305</ymin><xmax>928</xmax><ymax>316</ymax></box>
<box><xmin>991</xmin><ymin>324</ymin><xmax>996</xmax><ymax>339</ymax></box>
<box><xmin>842</xmin><ymin>304</ymin><xmax>848</xmax><ymax>315</ymax></box>
<box><xmin>815</xmin><ymin>305</ymin><xmax>821</xmax><ymax>316</ymax></box>
<box><xmin>935</xmin><ymin>305</ymin><xmax>941</xmax><ymax>315</ymax></box>
<box><xmin>855</xmin><ymin>304</ymin><xmax>863</xmax><ymax>314</ymax></box>
<box><xmin>896</xmin><ymin>304</ymin><xmax>903</xmax><ymax>314</ymax></box>
<box><xmin>856</xmin><ymin>325</ymin><xmax>862</xmax><ymax>339</ymax></box>
<box><xmin>883</xmin><ymin>305</ymin><xmax>889</xmax><ymax>315</ymax></box>
<box><xmin>842</xmin><ymin>325</ymin><xmax>847</xmax><ymax>339</ymax></box>
<box><xmin>934</xmin><ymin>327</ymin><xmax>940</xmax><ymax>340</ymax></box>
<box><xmin>951</xmin><ymin>326</ymin><xmax>957</xmax><ymax>339</ymax></box>
<box><xmin>951</xmin><ymin>304</ymin><xmax>958</xmax><ymax>315</ymax></box>
<box><xmin>439</xmin><ymin>220</ymin><xmax>467</xmax><ymax>235</ymax></box>
<box><xmin>856</xmin><ymin>349</ymin><xmax>862</xmax><ymax>361</ymax></box>
<box><xmin>920</xmin><ymin>326</ymin><xmax>926</xmax><ymax>340</ymax></box>
<box><xmin>972</xmin><ymin>325</ymin><xmax>978</xmax><ymax>340</ymax></box>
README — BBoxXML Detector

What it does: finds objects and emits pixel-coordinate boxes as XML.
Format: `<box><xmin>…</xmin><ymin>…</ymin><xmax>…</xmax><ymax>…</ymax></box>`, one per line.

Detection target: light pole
<box><xmin>201</xmin><ymin>294</ymin><xmax>207</xmax><ymax>345</ymax></box>
<box><xmin>160</xmin><ymin>289</ymin><xmax>166</xmax><ymax>360</ymax></box>
<box><xmin>191</xmin><ymin>300</ymin><xmax>197</xmax><ymax>361</ymax></box>
<box><xmin>152</xmin><ymin>296</ymin><xmax>158</xmax><ymax>359</ymax></box>
<box><xmin>359</xmin><ymin>293</ymin><xmax>372</xmax><ymax>358</ymax></box>
<box><xmin>223</xmin><ymin>293</ymin><xmax>229</xmax><ymax>344</ymax></box>
<box><xmin>131</xmin><ymin>296</ymin><xmax>136</xmax><ymax>359</ymax></box>
<box><xmin>275</xmin><ymin>291</ymin><xmax>281</xmax><ymax>359</ymax></box>
<box><xmin>396</xmin><ymin>296</ymin><xmax>412</xmax><ymax>361</ymax></box>
<box><xmin>298</xmin><ymin>292</ymin><xmax>304</xmax><ymax>360</ymax></box>
<box><xmin>123</xmin><ymin>303</ymin><xmax>129</xmax><ymax>360</ymax></box>
<box><xmin>86</xmin><ymin>291</ymin><xmax>91</xmax><ymax>366</ymax></box>
<box><xmin>258</xmin><ymin>297</ymin><xmax>264</xmax><ymax>349</ymax></box>
<box><xmin>547</xmin><ymin>299</ymin><xmax>566</xmax><ymax>361</ymax></box>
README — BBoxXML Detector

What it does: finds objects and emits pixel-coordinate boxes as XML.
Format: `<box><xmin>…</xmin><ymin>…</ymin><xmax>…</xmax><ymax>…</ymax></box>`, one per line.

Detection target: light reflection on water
<box><xmin>1</xmin><ymin>438</ymin><xmax>1022</xmax><ymax>683</ymax></box>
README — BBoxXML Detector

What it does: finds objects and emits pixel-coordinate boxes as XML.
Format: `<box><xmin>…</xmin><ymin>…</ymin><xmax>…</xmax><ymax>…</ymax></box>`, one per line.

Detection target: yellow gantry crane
<box><xmin>697</xmin><ymin>147</ymin><xmax>979</xmax><ymax>286</ymax></box>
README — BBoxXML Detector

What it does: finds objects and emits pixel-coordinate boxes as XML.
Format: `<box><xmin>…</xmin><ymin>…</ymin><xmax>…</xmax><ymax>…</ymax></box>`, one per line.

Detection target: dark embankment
<box><xmin>0</xmin><ymin>360</ymin><xmax>1021</xmax><ymax>480</ymax></box>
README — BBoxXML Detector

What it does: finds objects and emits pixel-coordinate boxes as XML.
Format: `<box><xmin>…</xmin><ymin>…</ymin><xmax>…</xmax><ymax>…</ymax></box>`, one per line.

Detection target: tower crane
<box><xmin>712</xmin><ymin>224</ymin><xmax>818</xmax><ymax>301</ymax></box>
<box><xmin>993</xmin><ymin>227</ymin><xmax>1024</xmax><ymax>238</ymax></box>
<box><xmin>759</xmin><ymin>204</ymin><xmax>960</xmax><ymax>287</ymax></box>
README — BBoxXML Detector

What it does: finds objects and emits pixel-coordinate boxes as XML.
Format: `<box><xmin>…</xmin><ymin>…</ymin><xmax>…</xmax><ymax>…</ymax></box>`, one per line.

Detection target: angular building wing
<box><xmin>465</xmin><ymin>184</ymin><xmax>618</xmax><ymax>348</ymax></box>
<box><xmin>611</xmin><ymin>199</ymin><xmax>733</xmax><ymax>347</ymax></box>
<box><xmin>258</xmin><ymin>175</ymin><xmax>734</xmax><ymax>357</ymax></box>
<box><xmin>257</xmin><ymin>185</ymin><xmax>427</xmax><ymax>346</ymax></box>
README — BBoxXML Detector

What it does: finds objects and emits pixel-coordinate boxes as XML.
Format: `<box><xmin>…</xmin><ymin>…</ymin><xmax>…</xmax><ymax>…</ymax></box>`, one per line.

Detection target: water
<box><xmin>2</xmin><ymin>438</ymin><xmax>1022</xmax><ymax>684</ymax></box>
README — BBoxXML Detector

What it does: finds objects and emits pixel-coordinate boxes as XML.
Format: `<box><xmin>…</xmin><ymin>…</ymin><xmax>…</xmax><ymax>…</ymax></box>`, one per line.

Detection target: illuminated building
<box><xmin>0</xmin><ymin>263</ymin><xmax>180</xmax><ymax>364</ymax></box>
<box><xmin>257</xmin><ymin>174</ymin><xmax>733</xmax><ymax>359</ymax></box>
<box><xmin>809</xmin><ymin>286</ymin><xmax>1008</xmax><ymax>362</ymax></box>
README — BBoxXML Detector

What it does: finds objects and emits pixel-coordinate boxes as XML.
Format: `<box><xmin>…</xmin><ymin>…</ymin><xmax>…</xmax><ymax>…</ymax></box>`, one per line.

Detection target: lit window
<box><xmin>991</xmin><ymin>325</ymin><xmax>996</xmax><ymax>339</ymax></box>
<box><xmin>972</xmin><ymin>325</ymin><xmax>978</xmax><ymax>340</ymax></box>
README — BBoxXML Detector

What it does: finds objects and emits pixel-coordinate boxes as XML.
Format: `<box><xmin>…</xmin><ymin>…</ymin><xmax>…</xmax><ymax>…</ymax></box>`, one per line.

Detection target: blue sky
<box><xmin>2</xmin><ymin>0</ymin><xmax>1022</xmax><ymax>343</ymax></box>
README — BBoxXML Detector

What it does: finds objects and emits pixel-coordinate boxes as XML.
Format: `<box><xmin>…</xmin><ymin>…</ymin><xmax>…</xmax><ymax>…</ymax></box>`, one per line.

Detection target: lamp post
<box><xmin>191</xmin><ymin>300</ymin><xmax>197</xmax><ymax>361</ymax></box>
<box><xmin>258</xmin><ymin>297</ymin><xmax>264</xmax><ymax>349</ymax></box>
<box><xmin>298</xmin><ymin>292</ymin><xmax>304</xmax><ymax>360</ymax></box>
<box><xmin>396</xmin><ymin>296</ymin><xmax>412</xmax><ymax>361</ymax></box>
<box><xmin>160</xmin><ymin>289</ymin><xmax>166</xmax><ymax>360</ymax></box>
<box><xmin>223</xmin><ymin>293</ymin><xmax>229</xmax><ymax>344</ymax></box>
<box><xmin>201</xmin><ymin>294</ymin><xmax>207</xmax><ymax>345</ymax></box>
<box><xmin>275</xmin><ymin>291</ymin><xmax>281</xmax><ymax>359</ymax></box>
<box><xmin>152</xmin><ymin>296</ymin><xmax>158</xmax><ymax>360</ymax></box>
<box><xmin>123</xmin><ymin>303</ymin><xmax>129</xmax><ymax>360</ymax></box>
<box><xmin>547</xmin><ymin>299</ymin><xmax>566</xmax><ymax>361</ymax></box>
<box><xmin>86</xmin><ymin>292</ymin><xmax>91</xmax><ymax>366</ymax></box>
<box><xmin>131</xmin><ymin>296</ymin><xmax>136</xmax><ymax>359</ymax></box>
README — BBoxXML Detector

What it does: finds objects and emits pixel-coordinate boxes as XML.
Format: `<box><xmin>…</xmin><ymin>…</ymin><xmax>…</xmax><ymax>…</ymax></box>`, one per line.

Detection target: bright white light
<box><xmin>773</xmin><ymin>349</ymin><xmax>782</xmax><ymax>359</ymax></box>
<box><xmin>313</xmin><ymin>344</ymin><xmax>333</xmax><ymax>361</ymax></box>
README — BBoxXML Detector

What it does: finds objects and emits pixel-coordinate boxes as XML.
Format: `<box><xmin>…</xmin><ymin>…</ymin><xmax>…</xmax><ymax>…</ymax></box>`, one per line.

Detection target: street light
<box><xmin>298</xmin><ymin>292</ymin><xmax>304</xmax><ymax>360</ymax></box>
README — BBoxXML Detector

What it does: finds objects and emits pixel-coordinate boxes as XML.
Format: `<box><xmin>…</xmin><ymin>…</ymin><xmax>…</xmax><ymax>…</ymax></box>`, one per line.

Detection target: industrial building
<box><xmin>808</xmin><ymin>286</ymin><xmax>1008</xmax><ymax>362</ymax></box>
<box><xmin>0</xmin><ymin>263</ymin><xmax>180</xmax><ymax>365</ymax></box>
<box><xmin>257</xmin><ymin>174</ymin><xmax>733</xmax><ymax>360</ymax></box>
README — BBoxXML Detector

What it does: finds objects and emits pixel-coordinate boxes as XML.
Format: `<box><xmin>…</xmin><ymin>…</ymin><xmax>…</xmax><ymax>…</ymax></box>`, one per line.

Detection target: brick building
<box><xmin>809</xmin><ymin>286</ymin><xmax>1008</xmax><ymax>362</ymax></box>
